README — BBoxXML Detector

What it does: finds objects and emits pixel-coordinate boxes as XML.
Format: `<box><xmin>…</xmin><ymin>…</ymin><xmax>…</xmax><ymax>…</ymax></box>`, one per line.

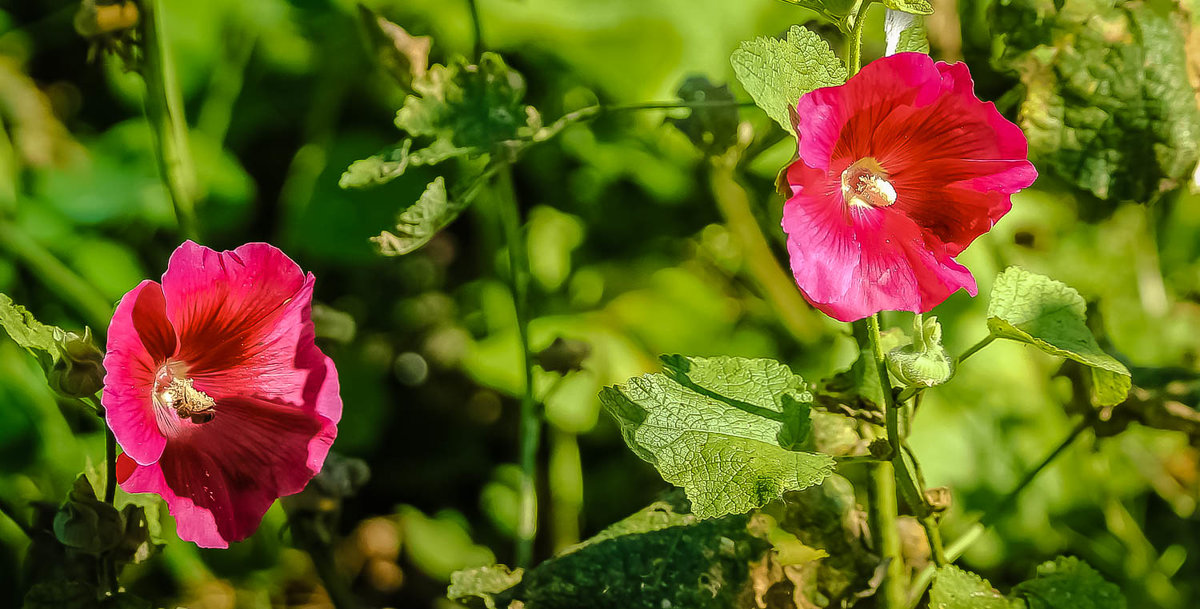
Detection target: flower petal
<box><xmin>103</xmin><ymin>281</ymin><xmax>174</xmax><ymax>466</ymax></box>
<box><xmin>161</xmin><ymin>241</ymin><xmax>312</xmax><ymax>405</ymax></box>
<box><xmin>118</xmin><ymin>393</ymin><xmax>335</xmax><ymax>547</ymax></box>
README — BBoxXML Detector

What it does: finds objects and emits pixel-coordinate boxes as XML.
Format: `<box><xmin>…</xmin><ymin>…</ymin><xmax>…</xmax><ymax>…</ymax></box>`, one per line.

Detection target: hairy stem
<box><xmin>0</xmin><ymin>220</ymin><xmax>112</xmax><ymax>331</ymax></box>
<box><xmin>906</xmin><ymin>419</ymin><xmax>1091</xmax><ymax>606</ymax></box>
<box><xmin>139</xmin><ymin>0</ymin><xmax>200</xmax><ymax>241</ymax></box>
<box><xmin>846</xmin><ymin>0</ymin><xmax>872</xmax><ymax>76</ymax></box>
<box><xmin>496</xmin><ymin>166</ymin><xmax>540</xmax><ymax>567</ymax></box>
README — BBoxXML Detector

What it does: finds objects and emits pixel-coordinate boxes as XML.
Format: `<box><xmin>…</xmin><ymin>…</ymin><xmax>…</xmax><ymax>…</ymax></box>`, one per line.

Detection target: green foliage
<box><xmin>447</xmin><ymin>564</ymin><xmax>524</xmax><ymax>609</ymax></box>
<box><xmin>987</xmin><ymin>267</ymin><xmax>1131</xmax><ymax>405</ymax></box>
<box><xmin>730</xmin><ymin>25</ymin><xmax>846</xmax><ymax>133</ymax></box>
<box><xmin>992</xmin><ymin>0</ymin><xmax>1200</xmax><ymax>204</ymax></box>
<box><xmin>0</xmin><ymin>293</ymin><xmax>103</xmax><ymax>398</ymax></box>
<box><xmin>884</xmin><ymin>9</ymin><xmax>930</xmax><ymax>55</ymax></box>
<box><xmin>1011</xmin><ymin>556</ymin><xmax>1126</xmax><ymax>609</ymax></box>
<box><xmin>668</xmin><ymin>76</ymin><xmax>740</xmax><ymax>155</ymax></box>
<box><xmin>930</xmin><ymin>565</ymin><xmax>1017</xmax><ymax>609</ymax></box>
<box><xmin>372</xmin><ymin>176</ymin><xmax>465</xmax><ymax>256</ymax></box>
<box><xmin>339</xmin><ymin>139</ymin><xmax>473</xmax><ymax>189</ymax></box>
<box><xmin>493</xmin><ymin>496</ymin><xmax>770</xmax><ymax>609</ymax></box>
<box><xmin>599</xmin><ymin>355</ymin><xmax>835</xmax><ymax>519</ymax></box>
<box><xmin>355</xmin><ymin>6</ymin><xmax>431</xmax><ymax>93</ymax></box>
<box><xmin>395</xmin><ymin>53</ymin><xmax>538</xmax><ymax>151</ymax></box>
<box><xmin>883</xmin><ymin>0</ymin><xmax>934</xmax><ymax>15</ymax></box>
<box><xmin>398</xmin><ymin>505</ymin><xmax>495</xmax><ymax>581</ymax></box>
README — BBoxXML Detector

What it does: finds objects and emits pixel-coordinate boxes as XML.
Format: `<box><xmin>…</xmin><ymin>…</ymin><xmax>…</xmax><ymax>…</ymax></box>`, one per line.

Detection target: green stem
<box><xmin>548</xmin><ymin>428</ymin><xmax>583</xmax><ymax>551</ymax></box>
<box><xmin>467</xmin><ymin>0</ymin><xmax>484</xmax><ymax>58</ymax></box>
<box><xmin>869</xmin><ymin>459</ymin><xmax>906</xmax><ymax>609</ymax></box>
<box><xmin>710</xmin><ymin>155</ymin><xmax>822</xmax><ymax>344</ymax></box>
<box><xmin>905</xmin><ymin>419</ymin><xmax>1091</xmax><ymax>606</ymax></box>
<box><xmin>0</xmin><ymin>220</ymin><xmax>111</xmax><ymax>331</ymax></box>
<box><xmin>105</xmin><ymin>426</ymin><xmax>117</xmax><ymax>504</ymax></box>
<box><xmin>846</xmin><ymin>0</ymin><xmax>872</xmax><ymax>76</ymax></box>
<box><xmin>957</xmin><ymin>334</ymin><xmax>995</xmax><ymax>365</ymax></box>
<box><xmin>139</xmin><ymin>0</ymin><xmax>200</xmax><ymax>241</ymax></box>
<box><xmin>496</xmin><ymin>166</ymin><xmax>540</xmax><ymax>567</ymax></box>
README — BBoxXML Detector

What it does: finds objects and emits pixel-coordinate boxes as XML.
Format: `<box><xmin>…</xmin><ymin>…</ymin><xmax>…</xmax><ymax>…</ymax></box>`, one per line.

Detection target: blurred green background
<box><xmin>1</xmin><ymin>0</ymin><xmax>1199</xmax><ymax>607</ymax></box>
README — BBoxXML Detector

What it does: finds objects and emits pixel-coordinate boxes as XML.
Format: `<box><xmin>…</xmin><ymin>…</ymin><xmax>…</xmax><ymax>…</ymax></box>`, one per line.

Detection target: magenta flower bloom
<box><xmin>103</xmin><ymin>241</ymin><xmax>341</xmax><ymax>548</ymax></box>
<box><xmin>782</xmin><ymin>53</ymin><xmax>1037</xmax><ymax>322</ymax></box>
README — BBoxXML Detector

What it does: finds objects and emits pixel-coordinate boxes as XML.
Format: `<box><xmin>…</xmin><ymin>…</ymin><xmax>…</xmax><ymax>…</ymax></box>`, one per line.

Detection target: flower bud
<box><xmin>48</xmin><ymin>327</ymin><xmax>105</xmax><ymax>398</ymax></box>
<box><xmin>886</xmin><ymin>315</ymin><xmax>952</xmax><ymax>389</ymax></box>
<box><xmin>53</xmin><ymin>475</ymin><xmax>123</xmax><ymax>554</ymax></box>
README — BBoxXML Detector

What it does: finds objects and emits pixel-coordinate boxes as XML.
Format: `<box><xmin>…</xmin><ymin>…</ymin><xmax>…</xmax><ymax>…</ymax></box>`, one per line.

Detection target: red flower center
<box><xmin>841</xmin><ymin>157</ymin><xmax>897</xmax><ymax>209</ymax></box>
<box><xmin>152</xmin><ymin>363</ymin><xmax>216</xmax><ymax>427</ymax></box>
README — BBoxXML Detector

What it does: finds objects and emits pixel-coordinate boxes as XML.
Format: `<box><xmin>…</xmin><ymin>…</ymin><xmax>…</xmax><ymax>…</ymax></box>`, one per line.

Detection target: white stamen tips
<box><xmin>841</xmin><ymin>157</ymin><xmax>898</xmax><ymax>209</ymax></box>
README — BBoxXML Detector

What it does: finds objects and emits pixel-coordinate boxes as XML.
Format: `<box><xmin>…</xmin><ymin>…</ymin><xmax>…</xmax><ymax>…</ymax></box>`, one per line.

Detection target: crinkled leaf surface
<box><xmin>930</xmin><ymin>565</ymin><xmax>1018</xmax><ymax>609</ymax></box>
<box><xmin>731</xmin><ymin>25</ymin><xmax>846</xmax><ymax>132</ymax></box>
<box><xmin>496</xmin><ymin>496</ymin><xmax>769</xmax><ymax>609</ymax></box>
<box><xmin>993</xmin><ymin>0</ymin><xmax>1200</xmax><ymax>205</ymax></box>
<box><xmin>885</xmin><ymin>10</ymin><xmax>930</xmax><ymax>55</ymax></box>
<box><xmin>883</xmin><ymin>0</ymin><xmax>934</xmax><ymax>15</ymax></box>
<box><xmin>340</xmin><ymin>139</ymin><xmax>473</xmax><ymax>189</ymax></box>
<box><xmin>1011</xmin><ymin>556</ymin><xmax>1126</xmax><ymax>609</ymax></box>
<box><xmin>599</xmin><ymin>355</ymin><xmax>835</xmax><ymax>519</ymax></box>
<box><xmin>373</xmin><ymin>177</ymin><xmax>458</xmax><ymax>256</ymax></box>
<box><xmin>987</xmin><ymin>267</ymin><xmax>1130</xmax><ymax>405</ymax></box>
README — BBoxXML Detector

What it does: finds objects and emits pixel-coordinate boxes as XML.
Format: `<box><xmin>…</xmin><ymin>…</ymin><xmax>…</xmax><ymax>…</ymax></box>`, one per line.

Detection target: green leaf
<box><xmin>884</xmin><ymin>9</ymin><xmax>930</xmax><ymax>55</ymax></box>
<box><xmin>0</xmin><ymin>292</ymin><xmax>64</xmax><ymax>372</ymax></box>
<box><xmin>371</xmin><ymin>173</ymin><xmax>491</xmax><ymax>256</ymax></box>
<box><xmin>987</xmin><ymin>267</ymin><xmax>1131</xmax><ymax>406</ymax></box>
<box><xmin>447</xmin><ymin>564</ymin><xmax>524</xmax><ymax>609</ymax></box>
<box><xmin>730</xmin><ymin>25</ymin><xmax>846</xmax><ymax>133</ymax></box>
<box><xmin>599</xmin><ymin>355</ymin><xmax>835</xmax><ymax>519</ymax></box>
<box><xmin>774</xmin><ymin>0</ymin><xmax>857</xmax><ymax>16</ymax></box>
<box><xmin>339</xmin><ymin>139</ymin><xmax>474</xmax><ymax>189</ymax></box>
<box><xmin>668</xmin><ymin>76</ymin><xmax>740</xmax><ymax>155</ymax></box>
<box><xmin>497</xmin><ymin>496</ymin><xmax>770</xmax><ymax>609</ymax></box>
<box><xmin>1011</xmin><ymin>556</ymin><xmax>1126</xmax><ymax>609</ymax></box>
<box><xmin>395</xmin><ymin>52</ymin><xmax>537</xmax><ymax>151</ymax></box>
<box><xmin>992</xmin><ymin>0</ymin><xmax>1200</xmax><ymax>206</ymax></box>
<box><xmin>930</xmin><ymin>565</ymin><xmax>1017</xmax><ymax>609</ymax></box>
<box><xmin>883</xmin><ymin>0</ymin><xmax>934</xmax><ymax>15</ymax></box>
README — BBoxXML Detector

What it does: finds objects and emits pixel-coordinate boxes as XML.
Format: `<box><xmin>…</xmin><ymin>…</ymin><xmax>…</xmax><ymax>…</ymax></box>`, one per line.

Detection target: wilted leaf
<box><xmin>930</xmin><ymin>565</ymin><xmax>1016</xmax><ymax>609</ymax></box>
<box><xmin>395</xmin><ymin>53</ymin><xmax>537</xmax><ymax>150</ymax></box>
<box><xmin>1010</xmin><ymin>556</ymin><xmax>1126</xmax><ymax>609</ymax></box>
<box><xmin>884</xmin><ymin>9</ymin><xmax>930</xmax><ymax>55</ymax></box>
<box><xmin>992</xmin><ymin>0</ymin><xmax>1200</xmax><ymax>205</ymax></box>
<box><xmin>668</xmin><ymin>76</ymin><xmax>739</xmax><ymax>155</ymax></box>
<box><xmin>599</xmin><ymin>355</ymin><xmax>835</xmax><ymax>519</ymax></box>
<box><xmin>731</xmin><ymin>25</ymin><xmax>846</xmax><ymax>132</ymax></box>
<box><xmin>357</xmin><ymin>5</ymin><xmax>431</xmax><ymax>92</ymax></box>
<box><xmin>340</xmin><ymin>139</ymin><xmax>473</xmax><ymax>189</ymax></box>
<box><xmin>987</xmin><ymin>267</ymin><xmax>1131</xmax><ymax>405</ymax></box>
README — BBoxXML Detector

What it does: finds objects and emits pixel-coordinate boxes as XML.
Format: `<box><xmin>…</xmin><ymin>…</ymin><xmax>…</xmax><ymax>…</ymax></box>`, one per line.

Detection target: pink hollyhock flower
<box><xmin>782</xmin><ymin>53</ymin><xmax>1037</xmax><ymax>322</ymax></box>
<box><xmin>103</xmin><ymin>241</ymin><xmax>341</xmax><ymax>548</ymax></box>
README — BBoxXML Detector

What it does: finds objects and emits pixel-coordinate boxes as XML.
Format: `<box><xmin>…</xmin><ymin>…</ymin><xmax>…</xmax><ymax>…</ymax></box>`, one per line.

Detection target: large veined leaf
<box><xmin>599</xmin><ymin>355</ymin><xmax>835</xmax><ymax>519</ymax></box>
<box><xmin>730</xmin><ymin>25</ymin><xmax>846</xmax><ymax>133</ymax></box>
<box><xmin>987</xmin><ymin>268</ymin><xmax>1131</xmax><ymax>406</ymax></box>
<box><xmin>992</xmin><ymin>0</ymin><xmax>1200</xmax><ymax>206</ymax></box>
<box><xmin>930</xmin><ymin>565</ymin><xmax>1018</xmax><ymax>609</ymax></box>
<box><xmin>1010</xmin><ymin>556</ymin><xmax>1126</xmax><ymax>609</ymax></box>
<box><xmin>883</xmin><ymin>0</ymin><xmax>933</xmax><ymax>15</ymax></box>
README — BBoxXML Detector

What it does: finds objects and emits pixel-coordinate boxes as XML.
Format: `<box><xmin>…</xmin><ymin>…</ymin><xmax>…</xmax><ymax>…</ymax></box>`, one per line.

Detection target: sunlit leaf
<box><xmin>987</xmin><ymin>267</ymin><xmax>1131</xmax><ymax>406</ymax></box>
<box><xmin>599</xmin><ymin>355</ymin><xmax>835</xmax><ymax>519</ymax></box>
<box><xmin>339</xmin><ymin>139</ymin><xmax>473</xmax><ymax>189</ymax></box>
<box><xmin>730</xmin><ymin>25</ymin><xmax>846</xmax><ymax>132</ymax></box>
<box><xmin>930</xmin><ymin>565</ymin><xmax>1016</xmax><ymax>609</ymax></box>
<box><xmin>883</xmin><ymin>0</ymin><xmax>934</xmax><ymax>15</ymax></box>
<box><xmin>884</xmin><ymin>9</ymin><xmax>930</xmax><ymax>55</ymax></box>
<box><xmin>447</xmin><ymin>564</ymin><xmax>524</xmax><ymax>609</ymax></box>
<box><xmin>0</xmin><ymin>292</ymin><xmax>64</xmax><ymax>373</ymax></box>
<box><xmin>356</xmin><ymin>5</ymin><xmax>431</xmax><ymax>92</ymax></box>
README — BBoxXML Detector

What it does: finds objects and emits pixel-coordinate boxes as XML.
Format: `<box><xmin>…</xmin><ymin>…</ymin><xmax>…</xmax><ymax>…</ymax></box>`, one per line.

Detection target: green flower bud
<box><xmin>47</xmin><ymin>327</ymin><xmax>105</xmax><ymax>398</ymax></box>
<box><xmin>53</xmin><ymin>475</ymin><xmax>123</xmax><ymax>555</ymax></box>
<box><xmin>886</xmin><ymin>315</ymin><xmax>953</xmax><ymax>389</ymax></box>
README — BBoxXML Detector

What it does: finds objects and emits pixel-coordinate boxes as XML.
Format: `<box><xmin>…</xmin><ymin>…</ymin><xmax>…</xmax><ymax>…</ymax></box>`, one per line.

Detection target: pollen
<box><xmin>841</xmin><ymin>157</ymin><xmax>898</xmax><ymax>209</ymax></box>
<box><xmin>153</xmin><ymin>366</ymin><xmax>216</xmax><ymax>424</ymax></box>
